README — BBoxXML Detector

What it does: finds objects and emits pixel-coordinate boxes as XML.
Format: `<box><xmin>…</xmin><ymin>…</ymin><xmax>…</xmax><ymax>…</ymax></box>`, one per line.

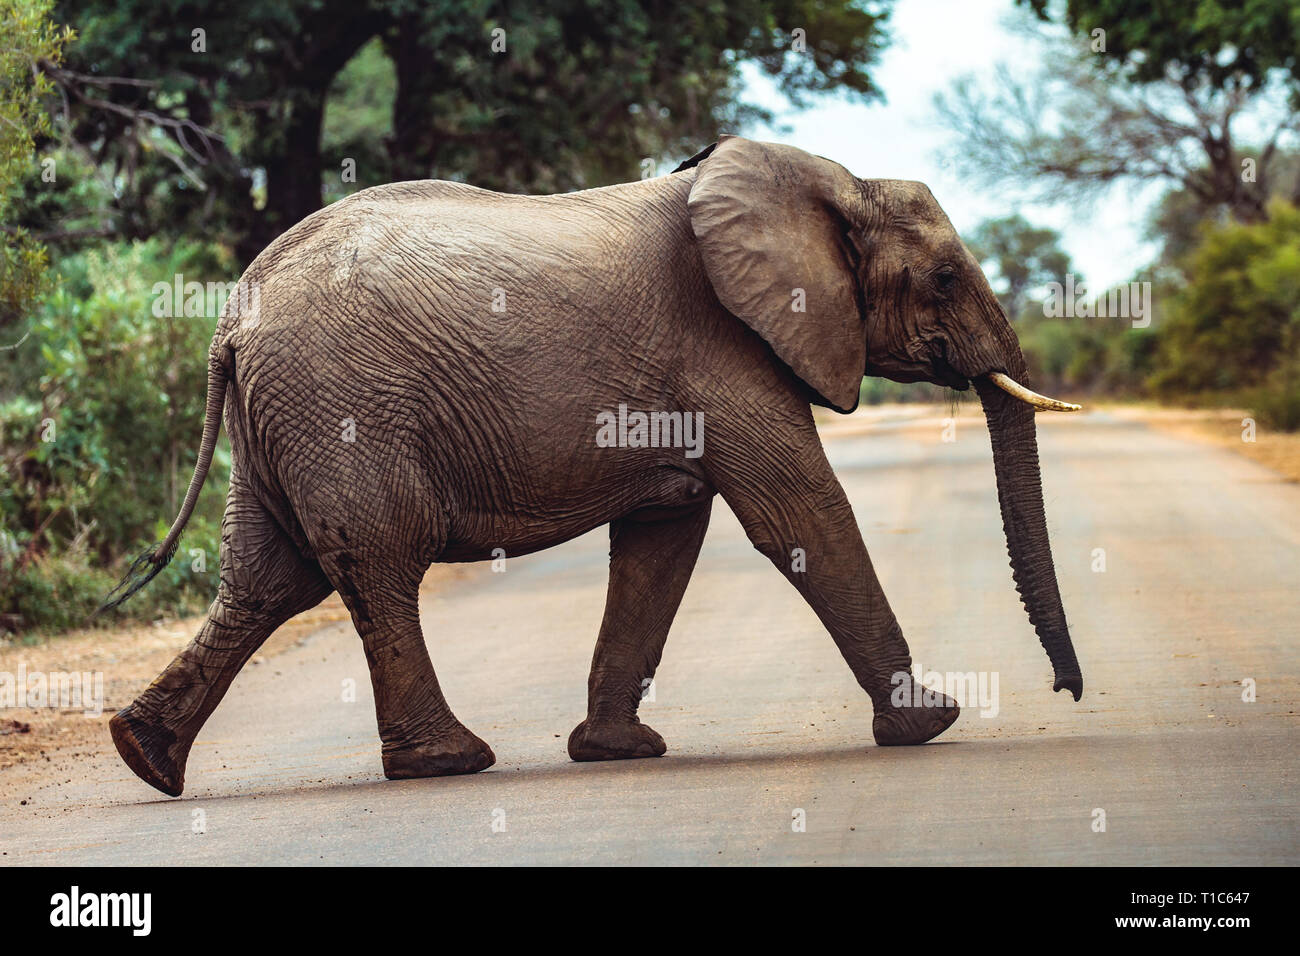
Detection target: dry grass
<box><xmin>1101</xmin><ymin>403</ymin><xmax>1300</xmax><ymax>483</ymax></box>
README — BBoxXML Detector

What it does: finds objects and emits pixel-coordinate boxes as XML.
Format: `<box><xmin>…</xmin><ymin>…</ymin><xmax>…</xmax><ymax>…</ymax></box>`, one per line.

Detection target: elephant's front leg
<box><xmin>708</xmin><ymin>416</ymin><xmax>959</xmax><ymax>746</ymax></box>
<box><xmin>568</xmin><ymin>500</ymin><xmax>712</xmax><ymax>761</ymax></box>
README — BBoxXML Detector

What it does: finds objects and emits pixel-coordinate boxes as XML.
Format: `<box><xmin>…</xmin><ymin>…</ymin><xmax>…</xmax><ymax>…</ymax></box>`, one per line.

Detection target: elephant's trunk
<box><xmin>974</xmin><ymin>355</ymin><xmax>1083</xmax><ymax>700</ymax></box>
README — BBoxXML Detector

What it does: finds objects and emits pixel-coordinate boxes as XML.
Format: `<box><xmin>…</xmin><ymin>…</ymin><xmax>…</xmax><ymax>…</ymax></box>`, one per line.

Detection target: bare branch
<box><xmin>932</xmin><ymin>31</ymin><xmax>1298</xmax><ymax>221</ymax></box>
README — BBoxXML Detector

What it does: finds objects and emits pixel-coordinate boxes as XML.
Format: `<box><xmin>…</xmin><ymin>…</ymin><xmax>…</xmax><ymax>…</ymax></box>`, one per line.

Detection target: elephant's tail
<box><xmin>100</xmin><ymin>352</ymin><xmax>231</xmax><ymax>613</ymax></box>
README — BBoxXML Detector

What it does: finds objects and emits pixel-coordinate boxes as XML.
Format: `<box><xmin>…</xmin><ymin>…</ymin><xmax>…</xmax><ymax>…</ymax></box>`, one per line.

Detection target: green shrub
<box><xmin>1099</xmin><ymin>326</ymin><xmax>1161</xmax><ymax>394</ymax></box>
<box><xmin>1250</xmin><ymin>360</ymin><xmax>1300</xmax><ymax>431</ymax></box>
<box><xmin>0</xmin><ymin>548</ymin><xmax>117</xmax><ymax>635</ymax></box>
<box><xmin>1</xmin><ymin>238</ymin><xmax>232</xmax><ymax>634</ymax></box>
<box><xmin>1150</xmin><ymin>199</ymin><xmax>1300</xmax><ymax>424</ymax></box>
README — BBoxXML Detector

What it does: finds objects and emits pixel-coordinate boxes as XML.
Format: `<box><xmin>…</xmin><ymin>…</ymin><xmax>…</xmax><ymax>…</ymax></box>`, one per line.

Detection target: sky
<box><xmin>740</xmin><ymin>0</ymin><xmax>1160</xmax><ymax>291</ymax></box>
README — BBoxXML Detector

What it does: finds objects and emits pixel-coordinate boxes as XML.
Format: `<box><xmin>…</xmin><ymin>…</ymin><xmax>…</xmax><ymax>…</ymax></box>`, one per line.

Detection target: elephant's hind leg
<box><xmin>318</xmin><ymin>546</ymin><xmax>494</xmax><ymax>781</ymax></box>
<box><xmin>569</xmin><ymin>500</ymin><xmax>712</xmax><ymax>762</ymax></box>
<box><xmin>110</xmin><ymin>487</ymin><xmax>333</xmax><ymax>797</ymax></box>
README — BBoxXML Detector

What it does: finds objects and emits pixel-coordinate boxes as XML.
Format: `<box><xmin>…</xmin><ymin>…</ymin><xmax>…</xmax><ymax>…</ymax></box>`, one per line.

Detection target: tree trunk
<box><xmin>385</xmin><ymin>22</ymin><xmax>439</xmax><ymax>182</ymax></box>
<box><xmin>235</xmin><ymin>13</ymin><xmax>389</xmax><ymax>263</ymax></box>
<box><xmin>238</xmin><ymin>92</ymin><xmax>326</xmax><ymax>263</ymax></box>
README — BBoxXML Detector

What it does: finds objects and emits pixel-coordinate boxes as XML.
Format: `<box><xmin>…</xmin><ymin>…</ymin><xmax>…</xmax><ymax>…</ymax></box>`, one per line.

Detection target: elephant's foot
<box><xmin>872</xmin><ymin>685</ymin><xmax>960</xmax><ymax>746</ymax></box>
<box><xmin>568</xmin><ymin>718</ymin><xmax>667</xmax><ymax>761</ymax></box>
<box><xmin>110</xmin><ymin>704</ymin><xmax>189</xmax><ymax>797</ymax></box>
<box><xmin>382</xmin><ymin>725</ymin><xmax>496</xmax><ymax>779</ymax></box>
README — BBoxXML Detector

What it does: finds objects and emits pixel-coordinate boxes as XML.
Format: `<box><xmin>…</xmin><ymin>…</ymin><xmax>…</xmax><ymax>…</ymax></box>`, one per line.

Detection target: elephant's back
<box><xmin>337</xmin><ymin>174</ymin><xmax>694</xmax><ymax>250</ymax></box>
<box><xmin>222</xmin><ymin>170</ymin><xmax>702</xmax><ymax>420</ymax></box>
<box><xmin>244</xmin><ymin>173</ymin><xmax>692</xmax><ymax>289</ymax></box>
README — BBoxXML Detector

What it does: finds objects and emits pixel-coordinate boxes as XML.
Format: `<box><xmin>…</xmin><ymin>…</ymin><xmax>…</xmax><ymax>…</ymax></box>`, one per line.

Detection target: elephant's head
<box><xmin>685</xmin><ymin>135</ymin><xmax>1084</xmax><ymax>700</ymax></box>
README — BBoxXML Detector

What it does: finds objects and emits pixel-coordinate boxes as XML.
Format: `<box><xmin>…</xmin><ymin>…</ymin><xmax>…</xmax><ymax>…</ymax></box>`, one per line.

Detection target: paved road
<box><xmin>2</xmin><ymin>408</ymin><xmax>1297</xmax><ymax>865</ymax></box>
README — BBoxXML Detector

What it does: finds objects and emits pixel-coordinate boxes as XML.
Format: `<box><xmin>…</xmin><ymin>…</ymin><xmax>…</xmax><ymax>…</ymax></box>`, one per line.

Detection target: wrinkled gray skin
<box><xmin>109</xmin><ymin>135</ymin><xmax>1083</xmax><ymax>797</ymax></box>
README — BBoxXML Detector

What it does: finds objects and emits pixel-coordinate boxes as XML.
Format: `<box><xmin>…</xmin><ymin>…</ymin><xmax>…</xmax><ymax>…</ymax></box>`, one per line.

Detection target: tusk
<box><xmin>987</xmin><ymin>372</ymin><xmax>1082</xmax><ymax>412</ymax></box>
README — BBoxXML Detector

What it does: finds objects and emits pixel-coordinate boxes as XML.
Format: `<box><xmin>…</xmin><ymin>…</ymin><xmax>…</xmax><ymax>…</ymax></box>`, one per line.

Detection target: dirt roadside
<box><xmin>1101</xmin><ymin>403</ymin><xmax>1300</xmax><ymax>483</ymax></box>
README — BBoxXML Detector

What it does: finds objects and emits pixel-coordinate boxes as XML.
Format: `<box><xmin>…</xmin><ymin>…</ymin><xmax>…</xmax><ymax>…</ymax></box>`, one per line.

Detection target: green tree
<box><xmin>1021</xmin><ymin>0</ymin><xmax>1300</xmax><ymax>91</ymax></box>
<box><xmin>1147</xmin><ymin>151</ymin><xmax>1300</xmax><ymax>268</ymax></box>
<box><xmin>968</xmin><ymin>214</ymin><xmax>1072</xmax><ymax>320</ymax></box>
<box><xmin>1150</xmin><ymin>200</ymin><xmax>1300</xmax><ymax>428</ymax></box>
<box><xmin>40</xmin><ymin>0</ymin><xmax>894</xmax><ymax>264</ymax></box>
<box><xmin>0</xmin><ymin>0</ymin><xmax>72</xmax><ymax>329</ymax></box>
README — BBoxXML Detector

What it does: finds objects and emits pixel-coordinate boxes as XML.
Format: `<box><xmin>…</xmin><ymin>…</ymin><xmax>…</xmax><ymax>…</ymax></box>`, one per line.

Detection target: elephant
<box><xmin>103</xmin><ymin>134</ymin><xmax>1084</xmax><ymax>797</ymax></box>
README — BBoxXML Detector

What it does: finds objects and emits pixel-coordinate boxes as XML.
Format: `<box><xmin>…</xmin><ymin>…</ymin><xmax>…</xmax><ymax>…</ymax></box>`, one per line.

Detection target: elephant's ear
<box><xmin>687</xmin><ymin>135</ymin><xmax>868</xmax><ymax>412</ymax></box>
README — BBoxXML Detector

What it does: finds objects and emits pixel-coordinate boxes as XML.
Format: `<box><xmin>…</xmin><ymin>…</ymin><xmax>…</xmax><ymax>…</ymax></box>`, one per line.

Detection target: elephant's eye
<box><xmin>933</xmin><ymin>268</ymin><xmax>957</xmax><ymax>295</ymax></box>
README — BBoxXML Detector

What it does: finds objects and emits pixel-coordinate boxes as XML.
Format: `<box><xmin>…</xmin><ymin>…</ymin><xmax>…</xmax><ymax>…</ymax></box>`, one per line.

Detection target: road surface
<box><xmin>2</xmin><ymin>408</ymin><xmax>1297</xmax><ymax>864</ymax></box>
